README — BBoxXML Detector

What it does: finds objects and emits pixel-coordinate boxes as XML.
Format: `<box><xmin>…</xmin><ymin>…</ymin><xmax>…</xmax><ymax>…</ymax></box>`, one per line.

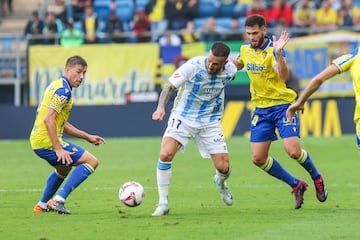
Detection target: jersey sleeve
<box><xmin>168</xmin><ymin>59</ymin><xmax>194</xmax><ymax>88</ymax></box>
<box><xmin>332</xmin><ymin>47</ymin><xmax>358</xmax><ymax>73</ymax></box>
<box><xmin>237</xmin><ymin>45</ymin><xmax>245</xmax><ymax>66</ymax></box>
<box><xmin>49</xmin><ymin>87</ymin><xmax>71</xmax><ymax>113</ymax></box>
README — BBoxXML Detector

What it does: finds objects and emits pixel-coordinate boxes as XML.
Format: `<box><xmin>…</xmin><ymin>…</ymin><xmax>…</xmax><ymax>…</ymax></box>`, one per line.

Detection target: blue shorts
<box><xmin>250</xmin><ymin>104</ymin><xmax>300</xmax><ymax>142</ymax></box>
<box><xmin>33</xmin><ymin>141</ymin><xmax>85</xmax><ymax>166</ymax></box>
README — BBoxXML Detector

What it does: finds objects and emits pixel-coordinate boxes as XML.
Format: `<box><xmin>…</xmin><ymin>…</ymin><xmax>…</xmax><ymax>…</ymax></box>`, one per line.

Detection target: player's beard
<box><xmin>251</xmin><ymin>33</ymin><xmax>265</xmax><ymax>49</ymax></box>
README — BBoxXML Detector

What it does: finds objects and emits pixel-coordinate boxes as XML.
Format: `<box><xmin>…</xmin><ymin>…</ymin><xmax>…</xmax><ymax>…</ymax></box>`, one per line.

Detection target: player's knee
<box><xmin>91</xmin><ymin>158</ymin><xmax>99</xmax><ymax>169</ymax></box>
<box><xmin>216</xmin><ymin>162</ymin><xmax>229</xmax><ymax>174</ymax></box>
<box><xmin>286</xmin><ymin>149</ymin><xmax>301</xmax><ymax>160</ymax></box>
<box><xmin>80</xmin><ymin>151</ymin><xmax>99</xmax><ymax>169</ymax></box>
<box><xmin>252</xmin><ymin>156</ymin><xmax>265</xmax><ymax>167</ymax></box>
<box><xmin>159</xmin><ymin>150</ymin><xmax>175</xmax><ymax>162</ymax></box>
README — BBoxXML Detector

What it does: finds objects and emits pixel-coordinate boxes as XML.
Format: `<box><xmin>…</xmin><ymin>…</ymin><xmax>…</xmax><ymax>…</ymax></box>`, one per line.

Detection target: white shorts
<box><xmin>164</xmin><ymin>113</ymin><xmax>228</xmax><ymax>158</ymax></box>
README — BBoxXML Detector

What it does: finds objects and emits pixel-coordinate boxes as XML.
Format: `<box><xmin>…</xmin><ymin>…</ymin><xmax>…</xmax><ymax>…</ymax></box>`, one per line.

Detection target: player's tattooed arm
<box><xmin>157</xmin><ymin>83</ymin><xmax>176</xmax><ymax>108</ymax></box>
<box><xmin>152</xmin><ymin>83</ymin><xmax>177</xmax><ymax>121</ymax></box>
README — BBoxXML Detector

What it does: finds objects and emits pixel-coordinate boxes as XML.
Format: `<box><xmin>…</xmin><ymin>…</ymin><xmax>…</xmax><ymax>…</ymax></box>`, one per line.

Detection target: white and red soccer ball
<box><xmin>119</xmin><ymin>181</ymin><xmax>145</xmax><ymax>207</ymax></box>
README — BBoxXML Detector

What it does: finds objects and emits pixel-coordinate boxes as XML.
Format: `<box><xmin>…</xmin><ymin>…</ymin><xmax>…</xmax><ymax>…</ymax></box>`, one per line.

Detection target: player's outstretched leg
<box><xmin>295</xmin><ymin>149</ymin><xmax>328</xmax><ymax>202</ymax></box>
<box><xmin>213</xmin><ymin>167</ymin><xmax>233</xmax><ymax>206</ymax></box>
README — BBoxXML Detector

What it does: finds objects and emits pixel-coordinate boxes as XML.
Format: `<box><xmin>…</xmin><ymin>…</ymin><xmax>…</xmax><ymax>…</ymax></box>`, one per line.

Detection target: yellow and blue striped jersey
<box><xmin>237</xmin><ymin>37</ymin><xmax>297</xmax><ymax>108</ymax></box>
<box><xmin>30</xmin><ymin>77</ymin><xmax>73</xmax><ymax>149</ymax></box>
<box><xmin>332</xmin><ymin>47</ymin><xmax>360</xmax><ymax>122</ymax></box>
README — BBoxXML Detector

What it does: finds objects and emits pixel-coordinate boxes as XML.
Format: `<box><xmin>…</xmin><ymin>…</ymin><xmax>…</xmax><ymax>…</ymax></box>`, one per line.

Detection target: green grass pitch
<box><xmin>1</xmin><ymin>135</ymin><xmax>359</xmax><ymax>240</ymax></box>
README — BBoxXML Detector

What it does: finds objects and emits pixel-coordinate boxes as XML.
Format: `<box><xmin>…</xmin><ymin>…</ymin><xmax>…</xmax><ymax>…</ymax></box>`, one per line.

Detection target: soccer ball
<box><xmin>119</xmin><ymin>181</ymin><xmax>145</xmax><ymax>207</ymax></box>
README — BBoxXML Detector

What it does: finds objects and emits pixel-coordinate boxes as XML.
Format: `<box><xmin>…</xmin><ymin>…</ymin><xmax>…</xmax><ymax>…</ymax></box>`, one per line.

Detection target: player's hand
<box><xmin>273</xmin><ymin>31</ymin><xmax>290</xmax><ymax>54</ymax></box>
<box><xmin>286</xmin><ymin>102</ymin><xmax>304</xmax><ymax>121</ymax></box>
<box><xmin>55</xmin><ymin>148</ymin><xmax>74</xmax><ymax>166</ymax></box>
<box><xmin>152</xmin><ymin>109</ymin><xmax>165</xmax><ymax>121</ymax></box>
<box><xmin>88</xmin><ymin>135</ymin><xmax>105</xmax><ymax>146</ymax></box>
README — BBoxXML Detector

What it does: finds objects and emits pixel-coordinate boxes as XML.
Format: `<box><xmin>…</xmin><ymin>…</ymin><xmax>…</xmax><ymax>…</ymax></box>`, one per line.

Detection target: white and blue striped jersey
<box><xmin>169</xmin><ymin>56</ymin><xmax>237</xmax><ymax>123</ymax></box>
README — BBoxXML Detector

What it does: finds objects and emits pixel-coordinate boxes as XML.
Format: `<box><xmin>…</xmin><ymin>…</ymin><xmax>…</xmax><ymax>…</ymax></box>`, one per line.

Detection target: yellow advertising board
<box><xmin>29</xmin><ymin>44</ymin><xmax>159</xmax><ymax>106</ymax></box>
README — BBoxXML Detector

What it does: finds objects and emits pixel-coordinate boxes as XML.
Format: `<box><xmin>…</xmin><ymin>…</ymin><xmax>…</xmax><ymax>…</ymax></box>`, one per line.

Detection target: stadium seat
<box><xmin>218</xmin><ymin>2</ymin><xmax>236</xmax><ymax>17</ymax></box>
<box><xmin>93</xmin><ymin>0</ymin><xmax>112</xmax><ymax>21</ymax></box>
<box><xmin>193</xmin><ymin>17</ymin><xmax>209</xmax><ymax>31</ymax></box>
<box><xmin>135</xmin><ymin>0</ymin><xmax>150</xmax><ymax>11</ymax></box>
<box><xmin>115</xmin><ymin>0</ymin><xmax>135</xmax><ymax>23</ymax></box>
<box><xmin>0</xmin><ymin>37</ymin><xmax>17</xmax><ymax>77</ymax></box>
<box><xmin>197</xmin><ymin>0</ymin><xmax>217</xmax><ymax>18</ymax></box>
<box><xmin>215</xmin><ymin>17</ymin><xmax>232</xmax><ymax>30</ymax></box>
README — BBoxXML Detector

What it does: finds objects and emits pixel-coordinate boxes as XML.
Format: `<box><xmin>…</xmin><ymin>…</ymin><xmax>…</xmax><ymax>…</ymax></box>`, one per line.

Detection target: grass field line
<box><xmin>1</xmin><ymin>183</ymin><xmax>359</xmax><ymax>193</ymax></box>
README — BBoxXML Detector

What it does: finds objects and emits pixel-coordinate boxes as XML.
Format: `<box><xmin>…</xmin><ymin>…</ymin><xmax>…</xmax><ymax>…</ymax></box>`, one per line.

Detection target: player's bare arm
<box><xmin>152</xmin><ymin>83</ymin><xmax>176</xmax><ymax>121</ymax></box>
<box><xmin>273</xmin><ymin>31</ymin><xmax>290</xmax><ymax>83</ymax></box>
<box><xmin>286</xmin><ymin>64</ymin><xmax>340</xmax><ymax>121</ymax></box>
<box><xmin>44</xmin><ymin>108</ymin><xmax>74</xmax><ymax>165</ymax></box>
<box><xmin>64</xmin><ymin>122</ymin><xmax>105</xmax><ymax>145</ymax></box>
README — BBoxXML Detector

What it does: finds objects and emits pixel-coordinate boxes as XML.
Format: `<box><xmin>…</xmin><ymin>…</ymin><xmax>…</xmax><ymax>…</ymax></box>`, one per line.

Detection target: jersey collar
<box><xmin>259</xmin><ymin>35</ymin><xmax>271</xmax><ymax>51</ymax></box>
<box><xmin>61</xmin><ymin>75</ymin><xmax>72</xmax><ymax>90</ymax></box>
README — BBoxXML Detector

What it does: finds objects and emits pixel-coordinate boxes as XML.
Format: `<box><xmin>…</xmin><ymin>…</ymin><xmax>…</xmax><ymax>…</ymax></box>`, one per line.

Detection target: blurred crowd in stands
<box><xmin>23</xmin><ymin>0</ymin><xmax>360</xmax><ymax>46</ymax></box>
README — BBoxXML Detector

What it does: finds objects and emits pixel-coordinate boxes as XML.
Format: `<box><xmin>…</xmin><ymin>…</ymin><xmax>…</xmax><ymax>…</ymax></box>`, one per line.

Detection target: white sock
<box><xmin>53</xmin><ymin>195</ymin><xmax>65</xmax><ymax>203</ymax></box>
<box><xmin>216</xmin><ymin>165</ymin><xmax>232</xmax><ymax>183</ymax></box>
<box><xmin>156</xmin><ymin>161</ymin><xmax>172</xmax><ymax>205</ymax></box>
<box><xmin>38</xmin><ymin>201</ymin><xmax>48</xmax><ymax>209</ymax></box>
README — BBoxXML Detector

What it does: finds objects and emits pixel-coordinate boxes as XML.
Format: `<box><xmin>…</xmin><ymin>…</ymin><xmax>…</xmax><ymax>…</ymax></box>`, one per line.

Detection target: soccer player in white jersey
<box><xmin>30</xmin><ymin>56</ymin><xmax>105</xmax><ymax>214</ymax></box>
<box><xmin>151</xmin><ymin>42</ymin><xmax>237</xmax><ymax>216</ymax></box>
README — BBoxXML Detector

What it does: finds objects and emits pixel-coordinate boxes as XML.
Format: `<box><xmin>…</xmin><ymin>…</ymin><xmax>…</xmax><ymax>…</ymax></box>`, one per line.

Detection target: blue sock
<box><xmin>57</xmin><ymin>164</ymin><xmax>94</xmax><ymax>200</ymax></box>
<box><xmin>297</xmin><ymin>149</ymin><xmax>320</xmax><ymax>180</ymax></box>
<box><xmin>40</xmin><ymin>170</ymin><xmax>65</xmax><ymax>203</ymax></box>
<box><xmin>261</xmin><ymin>156</ymin><xmax>298</xmax><ymax>188</ymax></box>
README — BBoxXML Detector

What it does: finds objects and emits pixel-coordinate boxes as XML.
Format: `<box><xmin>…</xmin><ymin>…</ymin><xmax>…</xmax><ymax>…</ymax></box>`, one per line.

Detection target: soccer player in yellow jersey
<box><xmin>287</xmin><ymin>47</ymin><xmax>360</xmax><ymax>147</ymax></box>
<box><xmin>233</xmin><ymin>15</ymin><xmax>328</xmax><ymax>209</ymax></box>
<box><xmin>30</xmin><ymin>55</ymin><xmax>105</xmax><ymax>214</ymax></box>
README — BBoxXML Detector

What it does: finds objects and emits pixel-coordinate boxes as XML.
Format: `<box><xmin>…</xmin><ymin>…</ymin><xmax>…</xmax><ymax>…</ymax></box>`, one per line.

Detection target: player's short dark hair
<box><xmin>66</xmin><ymin>55</ymin><xmax>87</xmax><ymax>67</ymax></box>
<box><xmin>245</xmin><ymin>15</ymin><xmax>266</xmax><ymax>28</ymax></box>
<box><xmin>210</xmin><ymin>42</ymin><xmax>230</xmax><ymax>58</ymax></box>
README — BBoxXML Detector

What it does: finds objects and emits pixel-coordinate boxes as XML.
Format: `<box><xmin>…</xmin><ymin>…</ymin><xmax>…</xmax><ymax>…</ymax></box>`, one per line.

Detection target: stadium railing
<box><xmin>0</xmin><ymin>34</ymin><xmax>26</xmax><ymax>107</ymax></box>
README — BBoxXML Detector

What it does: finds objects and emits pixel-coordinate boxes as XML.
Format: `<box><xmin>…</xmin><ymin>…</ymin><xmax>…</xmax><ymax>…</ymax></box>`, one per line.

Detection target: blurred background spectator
<box><xmin>180</xmin><ymin>20</ymin><xmax>199</xmax><ymax>43</ymax></box>
<box><xmin>81</xmin><ymin>4</ymin><xmax>99</xmax><ymax>44</ymax></box>
<box><xmin>314</xmin><ymin>0</ymin><xmax>338</xmax><ymax>32</ymax></box>
<box><xmin>200</xmin><ymin>16</ymin><xmax>223</xmax><ymax>42</ymax></box>
<box><xmin>42</xmin><ymin>11</ymin><xmax>64</xmax><ymax>44</ymax></box>
<box><xmin>246</xmin><ymin>0</ymin><xmax>270</xmax><ymax>24</ymax></box>
<box><xmin>47</xmin><ymin>0</ymin><xmax>67</xmax><ymax>23</ymax></box>
<box><xmin>60</xmin><ymin>20</ymin><xmax>84</xmax><ymax>47</ymax></box>
<box><xmin>293</xmin><ymin>0</ymin><xmax>316</xmax><ymax>32</ymax></box>
<box><xmin>165</xmin><ymin>0</ymin><xmax>197</xmax><ymax>31</ymax></box>
<box><xmin>158</xmin><ymin>31</ymin><xmax>182</xmax><ymax>46</ymax></box>
<box><xmin>268</xmin><ymin>0</ymin><xmax>293</xmax><ymax>27</ymax></box>
<box><xmin>337</xmin><ymin>0</ymin><xmax>360</xmax><ymax>27</ymax></box>
<box><xmin>24</xmin><ymin>10</ymin><xmax>44</xmax><ymax>45</ymax></box>
<box><xmin>104</xmin><ymin>10</ymin><xmax>126</xmax><ymax>43</ymax></box>
<box><xmin>70</xmin><ymin>0</ymin><xmax>92</xmax><ymax>21</ymax></box>
<box><xmin>130</xmin><ymin>9</ymin><xmax>151</xmax><ymax>43</ymax></box>
<box><xmin>145</xmin><ymin>0</ymin><xmax>168</xmax><ymax>42</ymax></box>
<box><xmin>223</xmin><ymin>17</ymin><xmax>243</xmax><ymax>41</ymax></box>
